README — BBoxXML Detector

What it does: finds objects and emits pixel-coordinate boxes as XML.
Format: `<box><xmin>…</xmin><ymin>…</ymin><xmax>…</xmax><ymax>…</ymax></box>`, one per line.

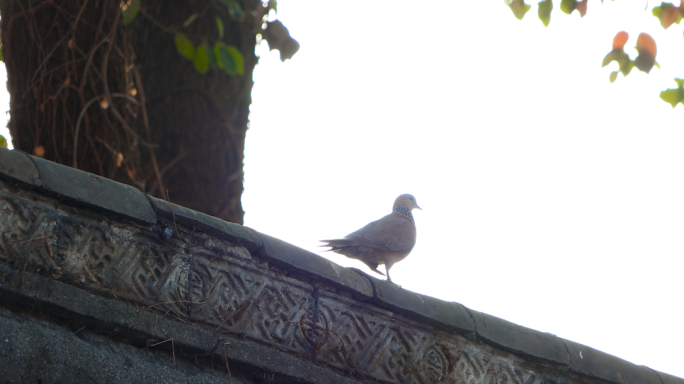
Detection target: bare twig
<box><xmin>43</xmin><ymin>228</ymin><xmax>53</xmax><ymax>257</ymax></box>
<box><xmin>65</xmin><ymin>326</ymin><xmax>86</xmax><ymax>341</ymax></box>
<box><xmin>151</xmin><ymin>338</ymin><xmax>176</xmax><ymax>369</ymax></box>
<box><xmin>150</xmin><ymin>338</ymin><xmax>172</xmax><ymax>347</ymax></box>
<box><xmin>16</xmin><ymin>236</ymin><xmax>47</xmax><ymax>245</ymax></box>
<box><xmin>165</xmin><ymin>190</ymin><xmax>182</xmax><ymax>242</ymax></box>
<box><xmin>222</xmin><ymin>348</ymin><xmax>233</xmax><ymax>384</ymax></box>
<box><xmin>132</xmin><ymin>66</ymin><xmax>165</xmax><ymax>196</ymax></box>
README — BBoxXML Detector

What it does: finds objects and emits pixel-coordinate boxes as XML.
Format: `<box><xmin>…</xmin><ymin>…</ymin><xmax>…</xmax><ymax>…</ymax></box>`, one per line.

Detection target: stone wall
<box><xmin>0</xmin><ymin>147</ymin><xmax>681</xmax><ymax>384</ymax></box>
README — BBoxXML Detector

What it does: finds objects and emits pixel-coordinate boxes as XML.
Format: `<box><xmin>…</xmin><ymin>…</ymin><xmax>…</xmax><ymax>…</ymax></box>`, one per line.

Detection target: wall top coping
<box><xmin>0</xmin><ymin>147</ymin><xmax>680</xmax><ymax>384</ymax></box>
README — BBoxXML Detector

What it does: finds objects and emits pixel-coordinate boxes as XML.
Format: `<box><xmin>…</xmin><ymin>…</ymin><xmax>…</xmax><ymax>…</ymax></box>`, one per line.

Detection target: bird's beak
<box><xmin>416</xmin><ymin>204</ymin><xmax>422</xmax><ymax>210</ymax></box>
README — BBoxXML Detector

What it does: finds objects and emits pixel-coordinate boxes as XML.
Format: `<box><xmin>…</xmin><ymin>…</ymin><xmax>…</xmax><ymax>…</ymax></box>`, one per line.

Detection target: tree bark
<box><xmin>127</xmin><ymin>0</ymin><xmax>258</xmax><ymax>224</ymax></box>
<box><xmin>0</xmin><ymin>0</ymin><xmax>142</xmax><ymax>184</ymax></box>
<box><xmin>1</xmin><ymin>0</ymin><xmax>258</xmax><ymax>225</ymax></box>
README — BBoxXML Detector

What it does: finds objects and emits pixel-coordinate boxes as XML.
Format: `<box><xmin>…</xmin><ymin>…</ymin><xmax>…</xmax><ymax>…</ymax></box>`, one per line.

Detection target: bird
<box><xmin>320</xmin><ymin>194</ymin><xmax>421</xmax><ymax>285</ymax></box>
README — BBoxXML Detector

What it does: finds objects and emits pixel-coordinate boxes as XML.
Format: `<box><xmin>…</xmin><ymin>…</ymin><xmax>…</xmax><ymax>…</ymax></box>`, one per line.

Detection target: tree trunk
<box><xmin>1</xmin><ymin>0</ymin><xmax>259</xmax><ymax>225</ymax></box>
<box><xmin>0</xmin><ymin>0</ymin><xmax>143</xmax><ymax>184</ymax></box>
<box><xmin>127</xmin><ymin>0</ymin><xmax>258</xmax><ymax>224</ymax></box>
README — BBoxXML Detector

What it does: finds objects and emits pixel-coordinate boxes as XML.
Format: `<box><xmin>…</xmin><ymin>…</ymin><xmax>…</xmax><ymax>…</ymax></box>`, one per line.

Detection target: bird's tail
<box><xmin>319</xmin><ymin>239</ymin><xmax>354</xmax><ymax>252</ymax></box>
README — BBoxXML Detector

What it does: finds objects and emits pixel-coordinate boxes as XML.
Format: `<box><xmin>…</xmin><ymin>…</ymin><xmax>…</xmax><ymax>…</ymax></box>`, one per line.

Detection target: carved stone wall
<box><xmin>0</xmin><ymin>147</ymin><xmax>681</xmax><ymax>384</ymax></box>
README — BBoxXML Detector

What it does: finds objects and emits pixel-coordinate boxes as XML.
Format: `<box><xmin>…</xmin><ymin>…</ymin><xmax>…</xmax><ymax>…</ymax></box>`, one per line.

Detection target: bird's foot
<box><xmin>371</xmin><ymin>268</ymin><xmax>386</xmax><ymax>276</ymax></box>
<box><xmin>386</xmin><ymin>279</ymin><xmax>402</xmax><ymax>288</ymax></box>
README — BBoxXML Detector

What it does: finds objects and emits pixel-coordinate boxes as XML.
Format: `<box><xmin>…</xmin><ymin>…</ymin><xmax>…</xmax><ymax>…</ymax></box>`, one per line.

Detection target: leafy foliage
<box><xmin>559</xmin><ymin>0</ymin><xmax>587</xmax><ymax>17</ymax></box>
<box><xmin>635</xmin><ymin>33</ymin><xmax>657</xmax><ymax>73</ymax></box>
<box><xmin>560</xmin><ymin>0</ymin><xmax>575</xmax><ymax>15</ymax></box>
<box><xmin>600</xmin><ymin>31</ymin><xmax>659</xmax><ymax>81</ymax></box>
<box><xmin>175</xmin><ymin>33</ymin><xmax>245</xmax><ymax>75</ymax></box>
<box><xmin>602</xmin><ymin>31</ymin><xmax>635</xmax><ymax>80</ymax></box>
<box><xmin>216</xmin><ymin>17</ymin><xmax>224</xmax><ymax>40</ymax></box>
<box><xmin>660</xmin><ymin>79</ymin><xmax>684</xmax><ymax>108</ymax></box>
<box><xmin>652</xmin><ymin>3</ymin><xmax>683</xmax><ymax>29</ymax></box>
<box><xmin>538</xmin><ymin>0</ymin><xmax>553</xmax><ymax>27</ymax></box>
<box><xmin>175</xmin><ymin>34</ymin><xmax>195</xmax><ymax>59</ymax></box>
<box><xmin>219</xmin><ymin>0</ymin><xmax>244</xmax><ymax>20</ymax></box>
<box><xmin>124</xmin><ymin>0</ymin><xmax>294</xmax><ymax>75</ymax></box>
<box><xmin>0</xmin><ymin>135</ymin><xmax>7</xmax><ymax>148</ymax></box>
<box><xmin>216</xmin><ymin>44</ymin><xmax>244</xmax><ymax>74</ymax></box>
<box><xmin>506</xmin><ymin>0</ymin><xmax>531</xmax><ymax>20</ymax></box>
<box><xmin>194</xmin><ymin>44</ymin><xmax>210</xmax><ymax>74</ymax></box>
<box><xmin>507</xmin><ymin>1</ymin><xmax>684</xmax><ymax>106</ymax></box>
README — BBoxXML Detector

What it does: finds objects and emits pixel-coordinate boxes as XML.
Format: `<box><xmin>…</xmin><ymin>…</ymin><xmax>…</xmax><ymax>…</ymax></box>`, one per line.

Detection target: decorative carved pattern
<box><xmin>0</xmin><ymin>183</ymin><xmax>584</xmax><ymax>384</ymax></box>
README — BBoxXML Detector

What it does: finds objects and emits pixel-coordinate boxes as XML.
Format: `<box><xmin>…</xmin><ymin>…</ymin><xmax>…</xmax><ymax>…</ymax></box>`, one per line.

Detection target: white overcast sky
<box><xmin>245</xmin><ymin>0</ymin><xmax>684</xmax><ymax>379</ymax></box>
<box><xmin>1</xmin><ymin>0</ymin><xmax>683</xmax><ymax>378</ymax></box>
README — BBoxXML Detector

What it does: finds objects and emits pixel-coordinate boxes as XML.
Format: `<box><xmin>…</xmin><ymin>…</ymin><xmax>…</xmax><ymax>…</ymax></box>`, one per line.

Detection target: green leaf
<box><xmin>620</xmin><ymin>59</ymin><xmax>634</xmax><ymax>76</ymax></box>
<box><xmin>219</xmin><ymin>0</ymin><xmax>244</xmax><ymax>19</ymax></box>
<box><xmin>216</xmin><ymin>17</ymin><xmax>225</xmax><ymax>40</ymax></box>
<box><xmin>193</xmin><ymin>44</ymin><xmax>209</xmax><ymax>74</ymax></box>
<box><xmin>214</xmin><ymin>44</ymin><xmax>226</xmax><ymax>70</ymax></box>
<box><xmin>229</xmin><ymin>2</ymin><xmax>244</xmax><ymax>18</ymax></box>
<box><xmin>602</xmin><ymin>51</ymin><xmax>617</xmax><ymax>67</ymax></box>
<box><xmin>225</xmin><ymin>46</ymin><xmax>244</xmax><ymax>75</ymax></box>
<box><xmin>175</xmin><ymin>34</ymin><xmax>195</xmax><ymax>59</ymax></box>
<box><xmin>604</xmin><ymin>49</ymin><xmax>633</xmax><ymax>76</ymax></box>
<box><xmin>659</xmin><ymin>79</ymin><xmax>684</xmax><ymax>107</ymax></box>
<box><xmin>602</xmin><ymin>49</ymin><xmax>633</xmax><ymax>76</ymax></box>
<box><xmin>207</xmin><ymin>44</ymin><xmax>219</xmax><ymax>68</ymax></box>
<box><xmin>560</xmin><ymin>0</ymin><xmax>576</xmax><ymax>14</ymax></box>
<box><xmin>538</xmin><ymin>0</ymin><xmax>553</xmax><ymax>27</ymax></box>
<box><xmin>215</xmin><ymin>44</ymin><xmax>245</xmax><ymax>75</ymax></box>
<box><xmin>609</xmin><ymin>71</ymin><xmax>618</xmax><ymax>83</ymax></box>
<box><xmin>660</xmin><ymin>89</ymin><xmax>681</xmax><ymax>108</ymax></box>
<box><xmin>0</xmin><ymin>135</ymin><xmax>7</xmax><ymax>148</ymax></box>
<box><xmin>652</xmin><ymin>5</ymin><xmax>663</xmax><ymax>18</ymax></box>
<box><xmin>216</xmin><ymin>43</ymin><xmax>238</xmax><ymax>74</ymax></box>
<box><xmin>123</xmin><ymin>0</ymin><xmax>140</xmax><ymax>25</ymax></box>
<box><xmin>507</xmin><ymin>0</ymin><xmax>531</xmax><ymax>20</ymax></box>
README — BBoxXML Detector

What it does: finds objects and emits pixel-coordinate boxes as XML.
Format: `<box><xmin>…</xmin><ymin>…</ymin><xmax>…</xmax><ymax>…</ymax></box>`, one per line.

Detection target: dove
<box><xmin>320</xmin><ymin>194</ymin><xmax>421</xmax><ymax>285</ymax></box>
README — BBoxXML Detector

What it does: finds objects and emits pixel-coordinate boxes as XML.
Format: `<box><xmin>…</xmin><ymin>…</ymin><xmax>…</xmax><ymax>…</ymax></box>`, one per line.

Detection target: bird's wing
<box><xmin>346</xmin><ymin>214</ymin><xmax>415</xmax><ymax>252</ymax></box>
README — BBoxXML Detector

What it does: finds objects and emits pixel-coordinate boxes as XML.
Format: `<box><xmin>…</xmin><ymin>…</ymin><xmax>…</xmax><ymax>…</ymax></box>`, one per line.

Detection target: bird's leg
<box><xmin>385</xmin><ymin>264</ymin><xmax>401</xmax><ymax>287</ymax></box>
<box><xmin>364</xmin><ymin>261</ymin><xmax>385</xmax><ymax>276</ymax></box>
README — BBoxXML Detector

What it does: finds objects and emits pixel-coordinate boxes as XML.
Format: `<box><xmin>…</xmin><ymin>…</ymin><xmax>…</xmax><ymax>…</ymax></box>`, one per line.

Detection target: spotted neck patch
<box><xmin>394</xmin><ymin>205</ymin><xmax>414</xmax><ymax>223</ymax></box>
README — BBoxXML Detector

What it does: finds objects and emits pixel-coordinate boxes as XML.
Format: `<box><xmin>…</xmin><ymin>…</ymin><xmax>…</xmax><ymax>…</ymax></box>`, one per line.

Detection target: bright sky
<box><xmin>244</xmin><ymin>0</ymin><xmax>684</xmax><ymax>379</ymax></box>
<box><xmin>1</xmin><ymin>0</ymin><xmax>683</xmax><ymax>378</ymax></box>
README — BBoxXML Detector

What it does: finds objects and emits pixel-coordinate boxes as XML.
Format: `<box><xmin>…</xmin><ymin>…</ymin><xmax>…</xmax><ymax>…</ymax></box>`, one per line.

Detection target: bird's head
<box><xmin>394</xmin><ymin>194</ymin><xmax>421</xmax><ymax>211</ymax></box>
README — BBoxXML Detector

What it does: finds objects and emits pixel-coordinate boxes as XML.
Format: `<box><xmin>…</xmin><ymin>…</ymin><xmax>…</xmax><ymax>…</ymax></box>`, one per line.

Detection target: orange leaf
<box><xmin>636</xmin><ymin>33</ymin><xmax>656</xmax><ymax>57</ymax></box>
<box><xmin>635</xmin><ymin>33</ymin><xmax>657</xmax><ymax>73</ymax></box>
<box><xmin>576</xmin><ymin>0</ymin><xmax>587</xmax><ymax>17</ymax></box>
<box><xmin>661</xmin><ymin>5</ymin><xmax>680</xmax><ymax>29</ymax></box>
<box><xmin>612</xmin><ymin>31</ymin><xmax>628</xmax><ymax>50</ymax></box>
